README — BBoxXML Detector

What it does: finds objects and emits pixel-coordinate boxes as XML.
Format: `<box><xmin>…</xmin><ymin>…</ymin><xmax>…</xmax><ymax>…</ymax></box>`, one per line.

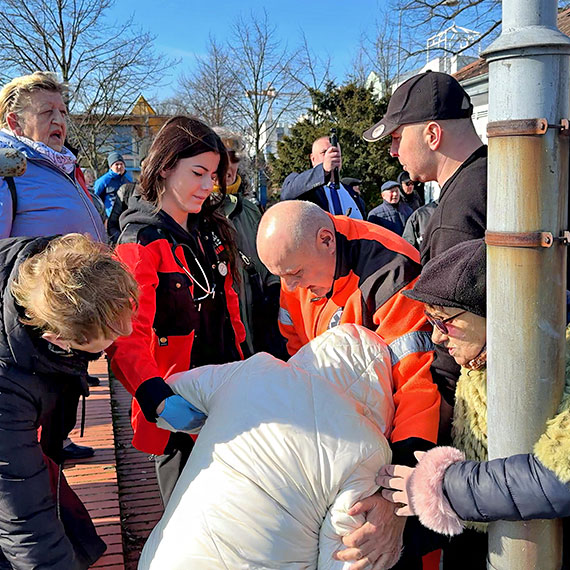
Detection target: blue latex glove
<box><xmin>158</xmin><ymin>394</ymin><xmax>207</xmax><ymax>431</ymax></box>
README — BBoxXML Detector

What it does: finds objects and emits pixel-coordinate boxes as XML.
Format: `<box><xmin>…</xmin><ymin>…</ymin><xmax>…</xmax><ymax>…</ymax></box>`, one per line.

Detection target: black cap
<box><xmin>397</xmin><ymin>171</ymin><xmax>411</xmax><ymax>185</ymax></box>
<box><xmin>340</xmin><ymin>177</ymin><xmax>362</xmax><ymax>188</ymax></box>
<box><xmin>402</xmin><ymin>239</ymin><xmax>486</xmax><ymax>317</ymax></box>
<box><xmin>363</xmin><ymin>71</ymin><xmax>473</xmax><ymax>142</ymax></box>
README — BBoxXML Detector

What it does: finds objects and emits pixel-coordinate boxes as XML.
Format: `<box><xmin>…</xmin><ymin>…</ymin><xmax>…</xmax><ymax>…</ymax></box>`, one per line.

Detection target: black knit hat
<box><xmin>402</xmin><ymin>239</ymin><xmax>486</xmax><ymax>317</ymax></box>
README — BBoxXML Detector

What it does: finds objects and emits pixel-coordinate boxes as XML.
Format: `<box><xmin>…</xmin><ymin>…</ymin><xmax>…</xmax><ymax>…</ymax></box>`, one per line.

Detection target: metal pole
<box><xmin>397</xmin><ymin>7</ymin><xmax>402</xmax><ymax>85</ymax></box>
<box><xmin>483</xmin><ymin>0</ymin><xmax>570</xmax><ymax>568</ymax></box>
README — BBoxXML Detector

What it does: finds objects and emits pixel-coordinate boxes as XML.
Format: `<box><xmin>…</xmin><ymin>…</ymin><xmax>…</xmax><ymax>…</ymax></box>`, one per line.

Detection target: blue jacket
<box><xmin>94</xmin><ymin>169</ymin><xmax>132</xmax><ymax>217</ymax></box>
<box><xmin>444</xmin><ymin>453</ymin><xmax>570</xmax><ymax>523</ymax></box>
<box><xmin>367</xmin><ymin>201</ymin><xmax>413</xmax><ymax>236</ymax></box>
<box><xmin>0</xmin><ymin>132</ymin><xmax>105</xmax><ymax>241</ymax></box>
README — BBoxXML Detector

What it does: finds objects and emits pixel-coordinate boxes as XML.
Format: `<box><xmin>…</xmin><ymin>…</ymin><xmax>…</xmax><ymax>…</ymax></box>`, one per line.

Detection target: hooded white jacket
<box><xmin>140</xmin><ymin>324</ymin><xmax>394</xmax><ymax>570</ymax></box>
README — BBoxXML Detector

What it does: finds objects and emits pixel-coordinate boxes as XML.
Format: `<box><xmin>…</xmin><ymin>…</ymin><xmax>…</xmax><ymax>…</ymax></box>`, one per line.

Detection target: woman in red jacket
<box><xmin>108</xmin><ymin>116</ymin><xmax>245</xmax><ymax>504</ymax></box>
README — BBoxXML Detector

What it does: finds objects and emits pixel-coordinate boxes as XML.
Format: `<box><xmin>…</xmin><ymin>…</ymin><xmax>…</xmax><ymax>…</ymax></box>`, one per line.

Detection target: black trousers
<box><xmin>40</xmin><ymin>382</ymin><xmax>82</xmax><ymax>463</ymax></box>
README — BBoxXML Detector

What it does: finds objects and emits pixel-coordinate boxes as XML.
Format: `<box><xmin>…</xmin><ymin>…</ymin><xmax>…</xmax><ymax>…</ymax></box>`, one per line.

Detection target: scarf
<box><xmin>213</xmin><ymin>175</ymin><xmax>241</xmax><ymax>195</ymax></box>
<box><xmin>2</xmin><ymin>128</ymin><xmax>76</xmax><ymax>174</ymax></box>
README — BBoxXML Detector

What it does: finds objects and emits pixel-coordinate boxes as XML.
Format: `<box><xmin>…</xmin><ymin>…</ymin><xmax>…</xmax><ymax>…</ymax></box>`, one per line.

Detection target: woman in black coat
<box><xmin>0</xmin><ymin>233</ymin><xmax>137</xmax><ymax>569</ymax></box>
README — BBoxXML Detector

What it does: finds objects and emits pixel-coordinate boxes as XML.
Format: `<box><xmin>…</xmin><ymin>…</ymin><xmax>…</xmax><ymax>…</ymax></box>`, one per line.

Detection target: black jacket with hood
<box><xmin>0</xmin><ymin>236</ymin><xmax>106</xmax><ymax>570</ymax></box>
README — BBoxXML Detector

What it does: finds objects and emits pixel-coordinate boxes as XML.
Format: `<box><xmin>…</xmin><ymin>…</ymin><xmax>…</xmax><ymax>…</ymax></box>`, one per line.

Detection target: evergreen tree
<box><xmin>269</xmin><ymin>82</ymin><xmax>400</xmax><ymax>208</ymax></box>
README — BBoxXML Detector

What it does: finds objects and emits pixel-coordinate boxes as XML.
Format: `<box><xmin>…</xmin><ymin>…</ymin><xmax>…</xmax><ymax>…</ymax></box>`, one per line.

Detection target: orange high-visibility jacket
<box><xmin>279</xmin><ymin>215</ymin><xmax>440</xmax><ymax>463</ymax></box>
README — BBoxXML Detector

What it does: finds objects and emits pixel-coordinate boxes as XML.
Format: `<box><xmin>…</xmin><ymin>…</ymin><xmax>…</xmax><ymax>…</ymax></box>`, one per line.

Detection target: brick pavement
<box><xmin>65</xmin><ymin>358</ymin><xmax>163</xmax><ymax>570</ymax></box>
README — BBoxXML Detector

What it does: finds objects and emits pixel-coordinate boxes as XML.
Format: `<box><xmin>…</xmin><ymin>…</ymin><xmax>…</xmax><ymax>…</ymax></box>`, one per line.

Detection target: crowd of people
<box><xmin>0</xmin><ymin>67</ymin><xmax>567</xmax><ymax>570</ymax></box>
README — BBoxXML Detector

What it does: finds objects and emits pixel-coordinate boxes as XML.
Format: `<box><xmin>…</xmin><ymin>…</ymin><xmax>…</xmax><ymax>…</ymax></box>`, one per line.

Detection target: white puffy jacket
<box><xmin>139</xmin><ymin>324</ymin><xmax>395</xmax><ymax>570</ymax></box>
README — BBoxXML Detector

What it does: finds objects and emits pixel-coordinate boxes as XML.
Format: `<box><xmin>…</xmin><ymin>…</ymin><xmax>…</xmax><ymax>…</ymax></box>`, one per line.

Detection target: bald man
<box><xmin>280</xmin><ymin>136</ymin><xmax>365</xmax><ymax>219</ymax></box>
<box><xmin>257</xmin><ymin>201</ymin><xmax>442</xmax><ymax>567</ymax></box>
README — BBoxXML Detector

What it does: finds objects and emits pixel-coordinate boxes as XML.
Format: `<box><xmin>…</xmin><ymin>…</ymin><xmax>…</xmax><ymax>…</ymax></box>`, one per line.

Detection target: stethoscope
<box><xmin>171</xmin><ymin>241</ymin><xmax>216</xmax><ymax>303</ymax></box>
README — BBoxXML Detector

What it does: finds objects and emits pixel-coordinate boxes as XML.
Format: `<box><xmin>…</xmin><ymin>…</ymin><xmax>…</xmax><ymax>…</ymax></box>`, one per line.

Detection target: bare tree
<box><xmin>226</xmin><ymin>10</ymin><xmax>307</xmax><ymax>192</ymax></box>
<box><xmin>349</xmin><ymin>15</ymin><xmax>403</xmax><ymax>93</ymax></box>
<box><xmin>294</xmin><ymin>31</ymin><xmax>332</xmax><ymax>92</ymax></box>
<box><xmin>392</xmin><ymin>0</ymin><xmax>501</xmax><ymax>62</ymax></box>
<box><xmin>176</xmin><ymin>36</ymin><xmax>241</xmax><ymax>128</ymax></box>
<box><xmin>0</xmin><ymin>0</ymin><xmax>176</xmax><ymax>174</ymax></box>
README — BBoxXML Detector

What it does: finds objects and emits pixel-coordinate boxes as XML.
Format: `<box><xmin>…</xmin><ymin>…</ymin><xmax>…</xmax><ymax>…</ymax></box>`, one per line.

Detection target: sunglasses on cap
<box><xmin>424</xmin><ymin>310</ymin><xmax>467</xmax><ymax>335</ymax></box>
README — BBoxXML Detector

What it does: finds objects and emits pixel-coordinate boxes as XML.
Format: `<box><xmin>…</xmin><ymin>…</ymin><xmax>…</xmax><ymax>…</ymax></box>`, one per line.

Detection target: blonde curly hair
<box><xmin>11</xmin><ymin>234</ymin><xmax>138</xmax><ymax>343</ymax></box>
<box><xmin>0</xmin><ymin>71</ymin><xmax>67</xmax><ymax>128</ymax></box>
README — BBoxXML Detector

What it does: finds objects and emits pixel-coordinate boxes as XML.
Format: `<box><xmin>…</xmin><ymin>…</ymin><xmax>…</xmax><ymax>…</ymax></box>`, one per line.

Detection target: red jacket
<box><xmin>108</xmin><ymin>200</ymin><xmax>245</xmax><ymax>455</ymax></box>
<box><xmin>279</xmin><ymin>215</ymin><xmax>440</xmax><ymax>464</ymax></box>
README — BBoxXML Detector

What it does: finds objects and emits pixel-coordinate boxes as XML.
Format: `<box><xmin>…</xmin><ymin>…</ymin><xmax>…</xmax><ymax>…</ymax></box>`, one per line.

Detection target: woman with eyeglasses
<box><xmin>107</xmin><ymin>116</ymin><xmax>245</xmax><ymax>504</ymax></box>
<box><xmin>377</xmin><ymin>238</ymin><xmax>570</xmax><ymax>569</ymax></box>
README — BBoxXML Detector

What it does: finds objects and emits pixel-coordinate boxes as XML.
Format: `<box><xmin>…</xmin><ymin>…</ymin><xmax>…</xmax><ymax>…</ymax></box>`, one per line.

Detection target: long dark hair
<box><xmin>140</xmin><ymin>116</ymin><xmax>238</xmax><ymax>277</ymax></box>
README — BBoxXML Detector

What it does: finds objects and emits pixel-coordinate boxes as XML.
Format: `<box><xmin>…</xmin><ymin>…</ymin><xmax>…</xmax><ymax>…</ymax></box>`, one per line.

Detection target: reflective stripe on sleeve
<box><xmin>388</xmin><ymin>330</ymin><xmax>434</xmax><ymax>366</ymax></box>
<box><xmin>278</xmin><ymin>307</ymin><xmax>294</xmax><ymax>327</ymax></box>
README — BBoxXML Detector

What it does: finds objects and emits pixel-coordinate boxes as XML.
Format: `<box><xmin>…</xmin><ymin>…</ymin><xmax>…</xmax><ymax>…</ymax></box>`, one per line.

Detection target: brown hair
<box><xmin>140</xmin><ymin>116</ymin><xmax>239</xmax><ymax>276</ymax></box>
<box><xmin>0</xmin><ymin>71</ymin><xmax>67</xmax><ymax>128</ymax></box>
<box><xmin>11</xmin><ymin>234</ymin><xmax>139</xmax><ymax>343</ymax></box>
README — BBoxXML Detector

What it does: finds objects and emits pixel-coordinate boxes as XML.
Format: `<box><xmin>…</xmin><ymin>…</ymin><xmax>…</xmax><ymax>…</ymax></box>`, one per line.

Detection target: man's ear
<box><xmin>425</xmin><ymin>121</ymin><xmax>443</xmax><ymax>151</ymax></box>
<box><xmin>316</xmin><ymin>227</ymin><xmax>336</xmax><ymax>255</ymax></box>
<box><xmin>42</xmin><ymin>331</ymin><xmax>69</xmax><ymax>351</ymax></box>
<box><xmin>6</xmin><ymin>112</ymin><xmax>24</xmax><ymax>136</ymax></box>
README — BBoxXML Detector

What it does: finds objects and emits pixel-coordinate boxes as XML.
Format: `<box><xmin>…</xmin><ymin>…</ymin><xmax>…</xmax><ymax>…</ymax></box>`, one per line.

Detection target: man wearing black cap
<box><xmin>363</xmin><ymin>70</ymin><xmax>486</xmax><ymax>265</ymax></box>
<box><xmin>94</xmin><ymin>151</ymin><xmax>132</xmax><ymax>220</ymax></box>
<box><xmin>397</xmin><ymin>171</ymin><xmax>423</xmax><ymax>212</ymax></box>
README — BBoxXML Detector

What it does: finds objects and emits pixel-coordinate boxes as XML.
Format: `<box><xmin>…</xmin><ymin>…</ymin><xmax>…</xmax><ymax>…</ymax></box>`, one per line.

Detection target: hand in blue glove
<box><xmin>158</xmin><ymin>394</ymin><xmax>207</xmax><ymax>431</ymax></box>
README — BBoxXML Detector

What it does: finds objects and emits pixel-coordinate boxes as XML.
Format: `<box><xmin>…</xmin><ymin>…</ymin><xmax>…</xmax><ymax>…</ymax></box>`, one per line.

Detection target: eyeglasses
<box><xmin>424</xmin><ymin>310</ymin><xmax>467</xmax><ymax>335</ymax></box>
<box><xmin>404</xmin><ymin>181</ymin><xmax>414</xmax><ymax>186</ymax></box>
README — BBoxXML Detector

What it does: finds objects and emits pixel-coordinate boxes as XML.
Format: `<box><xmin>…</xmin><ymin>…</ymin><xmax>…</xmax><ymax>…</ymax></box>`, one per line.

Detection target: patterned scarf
<box><xmin>3</xmin><ymin>129</ymin><xmax>76</xmax><ymax>174</ymax></box>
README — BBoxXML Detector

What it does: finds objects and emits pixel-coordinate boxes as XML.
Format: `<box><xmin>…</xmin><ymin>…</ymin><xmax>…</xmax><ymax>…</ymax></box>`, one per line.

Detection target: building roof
<box><xmin>454</xmin><ymin>7</ymin><xmax>570</xmax><ymax>81</ymax></box>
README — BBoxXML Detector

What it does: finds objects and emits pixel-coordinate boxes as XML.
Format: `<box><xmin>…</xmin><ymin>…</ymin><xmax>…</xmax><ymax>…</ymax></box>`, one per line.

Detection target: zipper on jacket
<box><xmin>29</xmin><ymin>157</ymin><xmax>105</xmax><ymax>242</ymax></box>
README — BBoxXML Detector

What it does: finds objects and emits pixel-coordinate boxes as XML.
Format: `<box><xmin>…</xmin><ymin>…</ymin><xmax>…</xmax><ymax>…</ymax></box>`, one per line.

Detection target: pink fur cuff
<box><xmin>408</xmin><ymin>446</ymin><xmax>466</xmax><ymax>536</ymax></box>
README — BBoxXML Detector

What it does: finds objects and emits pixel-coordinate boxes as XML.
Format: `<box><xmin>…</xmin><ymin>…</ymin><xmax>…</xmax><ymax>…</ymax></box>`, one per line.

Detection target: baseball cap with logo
<box><xmin>363</xmin><ymin>71</ymin><xmax>473</xmax><ymax>142</ymax></box>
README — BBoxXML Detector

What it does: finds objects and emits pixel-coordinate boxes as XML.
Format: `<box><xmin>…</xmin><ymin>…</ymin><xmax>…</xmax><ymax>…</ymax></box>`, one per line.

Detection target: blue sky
<box><xmin>109</xmin><ymin>0</ymin><xmax>391</xmax><ymax>100</ymax></box>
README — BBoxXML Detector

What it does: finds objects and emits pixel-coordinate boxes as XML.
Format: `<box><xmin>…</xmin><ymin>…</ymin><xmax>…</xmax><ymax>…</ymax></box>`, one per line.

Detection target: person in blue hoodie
<box><xmin>94</xmin><ymin>151</ymin><xmax>132</xmax><ymax>219</ymax></box>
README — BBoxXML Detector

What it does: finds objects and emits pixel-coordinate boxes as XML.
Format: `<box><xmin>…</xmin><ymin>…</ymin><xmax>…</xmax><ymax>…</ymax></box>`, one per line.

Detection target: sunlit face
<box><xmin>310</xmin><ymin>138</ymin><xmax>343</xmax><ymax>170</ymax></box>
<box><xmin>264</xmin><ymin>242</ymin><xmax>336</xmax><ymax>298</ymax></box>
<box><xmin>160</xmin><ymin>152</ymin><xmax>220</xmax><ymax>225</ymax></box>
<box><xmin>110</xmin><ymin>161</ymin><xmax>126</xmax><ymax>175</ymax></box>
<box><xmin>426</xmin><ymin>305</ymin><xmax>486</xmax><ymax>366</ymax></box>
<box><xmin>390</xmin><ymin>124</ymin><xmax>432</xmax><ymax>183</ymax></box>
<box><xmin>15</xmin><ymin>90</ymin><xmax>68</xmax><ymax>152</ymax></box>
<box><xmin>381</xmin><ymin>187</ymin><xmax>400</xmax><ymax>204</ymax></box>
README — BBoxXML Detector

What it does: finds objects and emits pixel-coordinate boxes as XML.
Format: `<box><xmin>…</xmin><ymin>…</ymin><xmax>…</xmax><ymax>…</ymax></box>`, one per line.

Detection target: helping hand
<box><xmin>333</xmin><ymin>492</ymin><xmax>405</xmax><ymax>569</ymax></box>
<box><xmin>158</xmin><ymin>394</ymin><xmax>207</xmax><ymax>431</ymax></box>
<box><xmin>376</xmin><ymin>451</ymin><xmax>426</xmax><ymax>516</ymax></box>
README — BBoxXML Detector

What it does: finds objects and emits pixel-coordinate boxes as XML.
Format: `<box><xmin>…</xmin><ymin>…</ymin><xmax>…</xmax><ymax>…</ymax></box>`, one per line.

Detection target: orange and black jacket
<box><xmin>279</xmin><ymin>215</ymin><xmax>440</xmax><ymax>465</ymax></box>
<box><xmin>107</xmin><ymin>196</ymin><xmax>245</xmax><ymax>455</ymax></box>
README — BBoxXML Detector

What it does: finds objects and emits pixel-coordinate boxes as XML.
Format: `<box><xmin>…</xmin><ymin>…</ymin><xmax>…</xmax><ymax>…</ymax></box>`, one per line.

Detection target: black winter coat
<box><xmin>0</xmin><ymin>237</ymin><xmax>106</xmax><ymax>569</ymax></box>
